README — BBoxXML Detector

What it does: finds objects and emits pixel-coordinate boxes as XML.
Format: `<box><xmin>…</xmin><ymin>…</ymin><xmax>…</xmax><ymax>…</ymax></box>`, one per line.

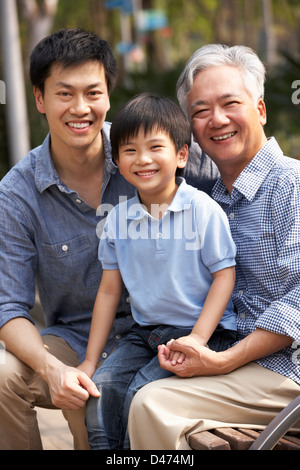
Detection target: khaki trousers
<box><xmin>0</xmin><ymin>335</ymin><xmax>89</xmax><ymax>450</ymax></box>
<box><xmin>128</xmin><ymin>362</ymin><xmax>300</xmax><ymax>450</ymax></box>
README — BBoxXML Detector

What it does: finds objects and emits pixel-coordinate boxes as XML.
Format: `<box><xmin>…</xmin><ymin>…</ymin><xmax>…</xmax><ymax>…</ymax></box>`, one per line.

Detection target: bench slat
<box><xmin>189</xmin><ymin>427</ymin><xmax>300</xmax><ymax>450</ymax></box>
<box><xmin>189</xmin><ymin>430</ymin><xmax>230</xmax><ymax>450</ymax></box>
<box><xmin>213</xmin><ymin>427</ymin><xmax>254</xmax><ymax>450</ymax></box>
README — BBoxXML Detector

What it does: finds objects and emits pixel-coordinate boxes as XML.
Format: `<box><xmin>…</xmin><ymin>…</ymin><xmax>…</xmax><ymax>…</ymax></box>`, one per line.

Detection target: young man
<box><xmin>79</xmin><ymin>93</ymin><xmax>236</xmax><ymax>449</ymax></box>
<box><xmin>0</xmin><ymin>28</ymin><xmax>218</xmax><ymax>450</ymax></box>
<box><xmin>128</xmin><ymin>45</ymin><xmax>300</xmax><ymax>450</ymax></box>
<box><xmin>0</xmin><ymin>28</ymin><xmax>137</xmax><ymax>450</ymax></box>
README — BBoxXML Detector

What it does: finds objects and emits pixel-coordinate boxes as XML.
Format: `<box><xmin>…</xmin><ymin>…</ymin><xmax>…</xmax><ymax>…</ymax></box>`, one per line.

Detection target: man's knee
<box><xmin>0</xmin><ymin>347</ymin><xmax>51</xmax><ymax>407</ymax></box>
<box><xmin>0</xmin><ymin>348</ymin><xmax>30</xmax><ymax>388</ymax></box>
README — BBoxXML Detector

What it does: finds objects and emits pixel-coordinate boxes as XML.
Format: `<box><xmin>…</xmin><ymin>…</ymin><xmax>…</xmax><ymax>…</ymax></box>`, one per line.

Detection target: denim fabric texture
<box><xmin>85</xmin><ymin>324</ymin><xmax>236</xmax><ymax>449</ymax></box>
<box><xmin>0</xmin><ymin>124</ymin><xmax>136</xmax><ymax>361</ymax></box>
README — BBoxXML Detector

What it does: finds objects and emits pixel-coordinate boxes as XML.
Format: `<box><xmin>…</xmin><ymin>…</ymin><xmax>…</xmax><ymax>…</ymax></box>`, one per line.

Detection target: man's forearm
<box><xmin>159</xmin><ymin>327</ymin><xmax>294</xmax><ymax>377</ymax></box>
<box><xmin>0</xmin><ymin>317</ymin><xmax>100</xmax><ymax>409</ymax></box>
<box><xmin>220</xmin><ymin>328</ymin><xmax>294</xmax><ymax>374</ymax></box>
<box><xmin>0</xmin><ymin>317</ymin><xmax>51</xmax><ymax>379</ymax></box>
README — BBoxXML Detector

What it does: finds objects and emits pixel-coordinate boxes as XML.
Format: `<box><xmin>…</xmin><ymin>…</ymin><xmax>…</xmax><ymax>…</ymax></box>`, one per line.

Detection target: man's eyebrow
<box><xmin>55</xmin><ymin>81</ymin><xmax>103</xmax><ymax>89</ymax></box>
<box><xmin>191</xmin><ymin>93</ymin><xmax>240</xmax><ymax>107</ymax></box>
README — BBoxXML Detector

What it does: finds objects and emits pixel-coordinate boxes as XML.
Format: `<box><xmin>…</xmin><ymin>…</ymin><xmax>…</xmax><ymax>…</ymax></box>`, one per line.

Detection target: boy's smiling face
<box><xmin>117</xmin><ymin>127</ymin><xmax>188</xmax><ymax>210</ymax></box>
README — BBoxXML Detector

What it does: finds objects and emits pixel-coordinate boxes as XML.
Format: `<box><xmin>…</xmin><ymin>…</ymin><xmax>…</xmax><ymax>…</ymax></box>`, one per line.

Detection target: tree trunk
<box><xmin>19</xmin><ymin>0</ymin><xmax>59</xmax><ymax>75</ymax></box>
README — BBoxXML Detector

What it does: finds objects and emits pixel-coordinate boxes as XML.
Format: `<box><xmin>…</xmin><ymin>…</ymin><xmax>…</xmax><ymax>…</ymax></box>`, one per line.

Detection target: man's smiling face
<box><xmin>34</xmin><ymin>60</ymin><xmax>110</xmax><ymax>159</ymax></box>
<box><xmin>187</xmin><ymin>65</ymin><xmax>267</xmax><ymax>176</ymax></box>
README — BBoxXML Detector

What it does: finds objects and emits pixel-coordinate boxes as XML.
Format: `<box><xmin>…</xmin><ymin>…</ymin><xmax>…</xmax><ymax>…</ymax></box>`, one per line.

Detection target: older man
<box><xmin>128</xmin><ymin>44</ymin><xmax>300</xmax><ymax>450</ymax></box>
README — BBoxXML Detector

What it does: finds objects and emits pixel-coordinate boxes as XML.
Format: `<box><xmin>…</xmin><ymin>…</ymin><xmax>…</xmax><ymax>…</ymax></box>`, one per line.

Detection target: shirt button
<box><xmin>102</xmin><ymin>352</ymin><xmax>108</xmax><ymax>359</ymax></box>
<box><xmin>75</xmin><ymin>198</ymin><xmax>82</xmax><ymax>204</ymax></box>
<box><xmin>61</xmin><ymin>244</ymin><xmax>68</xmax><ymax>252</ymax></box>
<box><xmin>156</xmin><ymin>233</ymin><xmax>163</xmax><ymax>239</ymax></box>
<box><xmin>126</xmin><ymin>297</ymin><xmax>130</xmax><ymax>303</ymax></box>
<box><xmin>115</xmin><ymin>334</ymin><xmax>121</xmax><ymax>340</ymax></box>
<box><xmin>229</xmin><ymin>213</ymin><xmax>235</xmax><ymax>220</ymax></box>
<box><xmin>240</xmin><ymin>312</ymin><xmax>246</xmax><ymax>319</ymax></box>
<box><xmin>238</xmin><ymin>290</ymin><xmax>244</xmax><ymax>295</ymax></box>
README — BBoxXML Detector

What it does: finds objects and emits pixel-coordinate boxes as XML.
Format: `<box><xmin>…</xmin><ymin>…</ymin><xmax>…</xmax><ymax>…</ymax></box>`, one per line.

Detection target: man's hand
<box><xmin>0</xmin><ymin>318</ymin><xmax>100</xmax><ymax>410</ymax></box>
<box><xmin>45</xmin><ymin>357</ymin><xmax>100</xmax><ymax>410</ymax></box>
<box><xmin>166</xmin><ymin>333</ymin><xmax>207</xmax><ymax>365</ymax></box>
<box><xmin>158</xmin><ymin>339</ymin><xmax>222</xmax><ymax>377</ymax></box>
<box><xmin>158</xmin><ymin>328</ymin><xmax>294</xmax><ymax>378</ymax></box>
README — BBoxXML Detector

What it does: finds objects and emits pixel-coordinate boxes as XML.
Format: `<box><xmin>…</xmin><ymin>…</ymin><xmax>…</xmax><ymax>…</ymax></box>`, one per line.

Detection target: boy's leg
<box><xmin>207</xmin><ymin>325</ymin><xmax>237</xmax><ymax>351</ymax></box>
<box><xmin>0</xmin><ymin>334</ymin><xmax>88</xmax><ymax>450</ymax></box>
<box><xmin>85</xmin><ymin>329</ymin><xmax>154</xmax><ymax>450</ymax></box>
<box><xmin>85</xmin><ymin>324</ymin><xmax>237</xmax><ymax>450</ymax></box>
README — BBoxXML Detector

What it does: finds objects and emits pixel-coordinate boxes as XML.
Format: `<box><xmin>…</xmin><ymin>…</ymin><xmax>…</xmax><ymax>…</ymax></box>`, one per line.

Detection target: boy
<box><xmin>79</xmin><ymin>93</ymin><xmax>237</xmax><ymax>449</ymax></box>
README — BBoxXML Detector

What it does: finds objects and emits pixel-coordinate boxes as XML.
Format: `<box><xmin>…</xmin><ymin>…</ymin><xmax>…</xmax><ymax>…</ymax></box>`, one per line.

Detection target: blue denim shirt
<box><xmin>0</xmin><ymin>125</ymin><xmax>218</xmax><ymax>362</ymax></box>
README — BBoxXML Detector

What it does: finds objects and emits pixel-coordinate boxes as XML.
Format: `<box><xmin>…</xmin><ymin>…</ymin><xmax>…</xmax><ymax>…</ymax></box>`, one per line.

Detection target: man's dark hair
<box><xmin>30</xmin><ymin>28</ymin><xmax>117</xmax><ymax>95</ymax></box>
<box><xmin>110</xmin><ymin>93</ymin><xmax>191</xmax><ymax>163</ymax></box>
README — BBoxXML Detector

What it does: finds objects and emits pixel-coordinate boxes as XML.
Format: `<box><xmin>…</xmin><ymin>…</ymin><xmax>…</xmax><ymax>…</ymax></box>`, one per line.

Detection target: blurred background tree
<box><xmin>0</xmin><ymin>0</ymin><xmax>299</xmax><ymax>179</ymax></box>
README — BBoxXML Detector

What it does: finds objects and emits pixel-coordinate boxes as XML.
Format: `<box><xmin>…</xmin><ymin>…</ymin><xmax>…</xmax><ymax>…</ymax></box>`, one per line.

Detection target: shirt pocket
<box><xmin>41</xmin><ymin>234</ymin><xmax>100</xmax><ymax>292</ymax></box>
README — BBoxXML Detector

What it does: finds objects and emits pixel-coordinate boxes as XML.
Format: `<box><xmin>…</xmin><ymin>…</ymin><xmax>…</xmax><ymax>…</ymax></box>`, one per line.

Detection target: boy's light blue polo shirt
<box><xmin>99</xmin><ymin>178</ymin><xmax>237</xmax><ymax>331</ymax></box>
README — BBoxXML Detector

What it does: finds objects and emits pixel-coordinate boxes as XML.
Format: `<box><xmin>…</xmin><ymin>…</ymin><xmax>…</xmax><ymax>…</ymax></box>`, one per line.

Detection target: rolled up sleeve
<box><xmin>0</xmin><ymin>189</ymin><xmax>37</xmax><ymax>328</ymax></box>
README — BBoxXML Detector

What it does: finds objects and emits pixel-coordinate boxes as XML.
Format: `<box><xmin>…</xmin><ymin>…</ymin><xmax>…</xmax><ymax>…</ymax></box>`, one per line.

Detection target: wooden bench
<box><xmin>189</xmin><ymin>427</ymin><xmax>300</xmax><ymax>450</ymax></box>
<box><xmin>189</xmin><ymin>395</ymin><xmax>300</xmax><ymax>450</ymax></box>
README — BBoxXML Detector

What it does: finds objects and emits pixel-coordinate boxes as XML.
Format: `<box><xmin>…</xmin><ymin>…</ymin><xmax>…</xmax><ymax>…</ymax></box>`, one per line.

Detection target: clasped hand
<box><xmin>158</xmin><ymin>333</ymin><xmax>221</xmax><ymax>378</ymax></box>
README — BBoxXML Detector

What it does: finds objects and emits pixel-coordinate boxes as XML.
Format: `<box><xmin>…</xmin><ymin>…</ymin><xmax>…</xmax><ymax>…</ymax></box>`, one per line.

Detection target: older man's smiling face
<box><xmin>187</xmin><ymin>65</ymin><xmax>267</xmax><ymax>178</ymax></box>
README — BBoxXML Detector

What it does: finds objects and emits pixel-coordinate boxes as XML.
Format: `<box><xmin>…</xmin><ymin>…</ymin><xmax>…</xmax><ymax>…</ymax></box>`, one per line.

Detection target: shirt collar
<box><xmin>127</xmin><ymin>177</ymin><xmax>196</xmax><ymax>221</ymax></box>
<box><xmin>212</xmin><ymin>137</ymin><xmax>283</xmax><ymax>202</ymax></box>
<box><xmin>35</xmin><ymin>122</ymin><xmax>118</xmax><ymax>193</ymax></box>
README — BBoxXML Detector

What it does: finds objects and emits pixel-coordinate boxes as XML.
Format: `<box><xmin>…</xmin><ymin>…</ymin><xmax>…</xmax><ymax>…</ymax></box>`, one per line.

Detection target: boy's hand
<box><xmin>77</xmin><ymin>359</ymin><xmax>97</xmax><ymax>379</ymax></box>
<box><xmin>165</xmin><ymin>333</ymin><xmax>207</xmax><ymax>365</ymax></box>
<box><xmin>165</xmin><ymin>340</ymin><xmax>186</xmax><ymax>365</ymax></box>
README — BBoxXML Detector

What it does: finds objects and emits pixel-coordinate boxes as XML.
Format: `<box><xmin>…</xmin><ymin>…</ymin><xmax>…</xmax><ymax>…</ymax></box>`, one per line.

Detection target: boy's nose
<box><xmin>136</xmin><ymin>152</ymin><xmax>153</xmax><ymax>164</ymax></box>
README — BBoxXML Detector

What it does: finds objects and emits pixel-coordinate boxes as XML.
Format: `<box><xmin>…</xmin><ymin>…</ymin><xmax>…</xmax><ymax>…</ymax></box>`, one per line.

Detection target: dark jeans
<box><xmin>85</xmin><ymin>323</ymin><xmax>236</xmax><ymax>450</ymax></box>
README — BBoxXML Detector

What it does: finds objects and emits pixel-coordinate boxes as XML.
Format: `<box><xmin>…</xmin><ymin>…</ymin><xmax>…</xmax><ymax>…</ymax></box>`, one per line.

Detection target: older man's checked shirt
<box><xmin>212</xmin><ymin>137</ymin><xmax>300</xmax><ymax>384</ymax></box>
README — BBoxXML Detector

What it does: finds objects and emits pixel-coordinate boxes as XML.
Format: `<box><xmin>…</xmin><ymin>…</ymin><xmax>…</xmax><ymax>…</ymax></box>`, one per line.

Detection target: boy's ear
<box><xmin>177</xmin><ymin>144</ymin><xmax>189</xmax><ymax>169</ymax></box>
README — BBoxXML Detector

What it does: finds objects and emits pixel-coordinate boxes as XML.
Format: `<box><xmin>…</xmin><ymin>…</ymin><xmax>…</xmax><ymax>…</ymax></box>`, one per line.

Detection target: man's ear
<box><xmin>177</xmin><ymin>144</ymin><xmax>189</xmax><ymax>169</ymax></box>
<box><xmin>257</xmin><ymin>98</ymin><xmax>267</xmax><ymax>126</ymax></box>
<box><xmin>33</xmin><ymin>86</ymin><xmax>46</xmax><ymax>114</ymax></box>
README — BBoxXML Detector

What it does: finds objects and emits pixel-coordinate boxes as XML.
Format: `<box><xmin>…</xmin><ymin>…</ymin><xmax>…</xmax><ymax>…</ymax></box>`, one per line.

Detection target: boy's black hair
<box><xmin>110</xmin><ymin>93</ymin><xmax>191</xmax><ymax>163</ymax></box>
<box><xmin>30</xmin><ymin>28</ymin><xmax>117</xmax><ymax>96</ymax></box>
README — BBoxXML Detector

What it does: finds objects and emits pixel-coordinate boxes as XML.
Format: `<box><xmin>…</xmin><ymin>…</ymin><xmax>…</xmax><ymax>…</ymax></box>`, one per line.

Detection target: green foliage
<box><xmin>264</xmin><ymin>52</ymin><xmax>300</xmax><ymax>159</ymax></box>
<box><xmin>54</xmin><ymin>0</ymin><xmax>96</xmax><ymax>30</ymax></box>
<box><xmin>108</xmin><ymin>64</ymin><xmax>183</xmax><ymax>121</ymax></box>
<box><xmin>1</xmin><ymin>0</ymin><xmax>300</xmax><ymax>176</ymax></box>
